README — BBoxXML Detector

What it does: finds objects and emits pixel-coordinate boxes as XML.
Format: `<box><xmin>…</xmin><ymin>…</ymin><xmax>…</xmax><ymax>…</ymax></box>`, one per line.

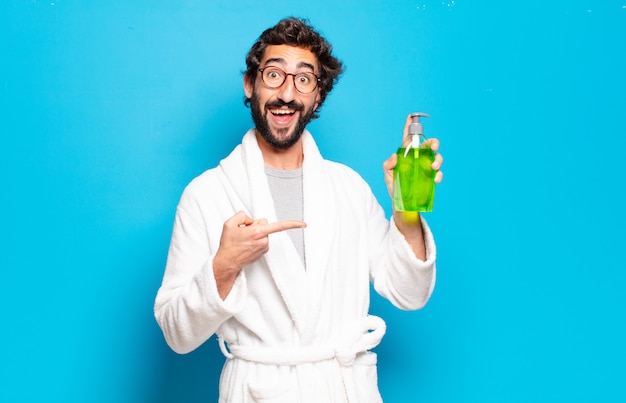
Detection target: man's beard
<box><xmin>249</xmin><ymin>93</ymin><xmax>315</xmax><ymax>150</ymax></box>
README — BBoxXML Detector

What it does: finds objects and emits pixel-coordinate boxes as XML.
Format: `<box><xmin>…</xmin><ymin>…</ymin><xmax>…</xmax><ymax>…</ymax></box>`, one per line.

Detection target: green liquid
<box><xmin>393</xmin><ymin>147</ymin><xmax>435</xmax><ymax>212</ymax></box>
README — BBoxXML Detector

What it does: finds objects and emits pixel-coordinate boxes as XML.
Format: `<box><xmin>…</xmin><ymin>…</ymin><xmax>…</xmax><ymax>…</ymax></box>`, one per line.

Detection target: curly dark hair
<box><xmin>243</xmin><ymin>17</ymin><xmax>345</xmax><ymax>118</ymax></box>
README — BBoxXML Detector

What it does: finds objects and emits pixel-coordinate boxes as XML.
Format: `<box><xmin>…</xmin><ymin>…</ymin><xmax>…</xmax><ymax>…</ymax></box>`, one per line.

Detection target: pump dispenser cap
<box><xmin>404</xmin><ymin>112</ymin><xmax>430</xmax><ymax>157</ymax></box>
<box><xmin>409</xmin><ymin>112</ymin><xmax>430</xmax><ymax>135</ymax></box>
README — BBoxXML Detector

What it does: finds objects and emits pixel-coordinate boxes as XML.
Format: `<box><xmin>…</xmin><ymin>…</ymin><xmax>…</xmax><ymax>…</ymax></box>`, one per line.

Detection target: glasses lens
<box><xmin>294</xmin><ymin>72</ymin><xmax>317</xmax><ymax>93</ymax></box>
<box><xmin>262</xmin><ymin>68</ymin><xmax>286</xmax><ymax>88</ymax></box>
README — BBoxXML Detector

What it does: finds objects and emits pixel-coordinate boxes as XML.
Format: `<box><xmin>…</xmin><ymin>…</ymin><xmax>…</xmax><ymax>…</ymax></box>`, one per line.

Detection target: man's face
<box><xmin>244</xmin><ymin>45</ymin><xmax>321</xmax><ymax>150</ymax></box>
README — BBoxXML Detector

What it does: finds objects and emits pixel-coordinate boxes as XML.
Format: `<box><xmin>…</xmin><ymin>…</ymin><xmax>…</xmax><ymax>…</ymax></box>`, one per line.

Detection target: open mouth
<box><xmin>269</xmin><ymin>108</ymin><xmax>297</xmax><ymax>125</ymax></box>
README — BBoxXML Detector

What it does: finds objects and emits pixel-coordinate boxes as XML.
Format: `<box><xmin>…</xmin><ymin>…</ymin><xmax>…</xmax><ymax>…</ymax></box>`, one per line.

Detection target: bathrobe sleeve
<box><xmin>154</xmin><ymin>179</ymin><xmax>247</xmax><ymax>354</ymax></box>
<box><xmin>366</xmin><ymin>183</ymin><xmax>437</xmax><ymax>311</ymax></box>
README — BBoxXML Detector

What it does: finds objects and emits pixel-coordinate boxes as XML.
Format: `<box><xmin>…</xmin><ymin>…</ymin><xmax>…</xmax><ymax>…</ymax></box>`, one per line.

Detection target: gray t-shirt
<box><xmin>265</xmin><ymin>166</ymin><xmax>305</xmax><ymax>266</ymax></box>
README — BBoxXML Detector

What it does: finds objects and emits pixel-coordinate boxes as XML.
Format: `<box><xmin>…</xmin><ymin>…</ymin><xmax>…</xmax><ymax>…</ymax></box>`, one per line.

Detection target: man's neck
<box><xmin>255</xmin><ymin>132</ymin><xmax>304</xmax><ymax>170</ymax></box>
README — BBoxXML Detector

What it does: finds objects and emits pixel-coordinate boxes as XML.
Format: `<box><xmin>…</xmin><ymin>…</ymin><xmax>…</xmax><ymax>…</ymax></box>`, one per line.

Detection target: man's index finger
<box><xmin>262</xmin><ymin>220</ymin><xmax>307</xmax><ymax>235</ymax></box>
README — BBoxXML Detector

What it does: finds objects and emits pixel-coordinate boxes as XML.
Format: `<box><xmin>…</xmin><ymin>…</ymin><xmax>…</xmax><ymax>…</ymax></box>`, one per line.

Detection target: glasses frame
<box><xmin>257</xmin><ymin>66</ymin><xmax>321</xmax><ymax>94</ymax></box>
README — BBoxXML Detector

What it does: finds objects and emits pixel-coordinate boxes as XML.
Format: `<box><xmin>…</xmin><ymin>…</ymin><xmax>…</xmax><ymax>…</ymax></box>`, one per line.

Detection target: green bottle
<box><xmin>393</xmin><ymin>112</ymin><xmax>436</xmax><ymax>212</ymax></box>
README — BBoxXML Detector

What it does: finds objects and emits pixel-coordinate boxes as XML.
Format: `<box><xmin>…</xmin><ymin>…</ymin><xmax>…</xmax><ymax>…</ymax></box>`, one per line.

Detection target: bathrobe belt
<box><xmin>218</xmin><ymin>315</ymin><xmax>386</xmax><ymax>367</ymax></box>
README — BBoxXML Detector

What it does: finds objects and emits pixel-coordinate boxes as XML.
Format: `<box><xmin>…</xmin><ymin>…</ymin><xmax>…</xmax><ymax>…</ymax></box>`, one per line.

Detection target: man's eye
<box><xmin>297</xmin><ymin>75</ymin><xmax>311</xmax><ymax>84</ymax></box>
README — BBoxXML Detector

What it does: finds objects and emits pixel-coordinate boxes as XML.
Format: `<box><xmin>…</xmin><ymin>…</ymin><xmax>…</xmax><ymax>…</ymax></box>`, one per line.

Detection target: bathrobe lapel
<box><xmin>300</xmin><ymin>132</ymin><xmax>337</xmax><ymax>340</ymax></box>
<box><xmin>219</xmin><ymin>130</ymin><xmax>309</xmax><ymax>333</ymax></box>
<box><xmin>219</xmin><ymin>130</ymin><xmax>337</xmax><ymax>337</ymax></box>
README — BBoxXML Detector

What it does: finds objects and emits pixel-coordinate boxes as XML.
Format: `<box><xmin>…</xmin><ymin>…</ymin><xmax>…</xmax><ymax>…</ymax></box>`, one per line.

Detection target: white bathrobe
<box><xmin>154</xmin><ymin>129</ymin><xmax>436</xmax><ymax>402</ymax></box>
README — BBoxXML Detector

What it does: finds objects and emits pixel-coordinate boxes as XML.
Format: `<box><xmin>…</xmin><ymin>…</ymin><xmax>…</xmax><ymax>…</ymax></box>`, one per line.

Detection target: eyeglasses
<box><xmin>258</xmin><ymin>66</ymin><xmax>321</xmax><ymax>94</ymax></box>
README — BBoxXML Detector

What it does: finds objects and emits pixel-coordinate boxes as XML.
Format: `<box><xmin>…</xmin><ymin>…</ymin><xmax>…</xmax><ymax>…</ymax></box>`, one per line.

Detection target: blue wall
<box><xmin>2</xmin><ymin>1</ymin><xmax>625</xmax><ymax>402</ymax></box>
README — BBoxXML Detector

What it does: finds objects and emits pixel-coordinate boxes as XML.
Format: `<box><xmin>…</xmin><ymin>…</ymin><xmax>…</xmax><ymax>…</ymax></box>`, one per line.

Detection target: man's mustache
<box><xmin>265</xmin><ymin>100</ymin><xmax>305</xmax><ymax>112</ymax></box>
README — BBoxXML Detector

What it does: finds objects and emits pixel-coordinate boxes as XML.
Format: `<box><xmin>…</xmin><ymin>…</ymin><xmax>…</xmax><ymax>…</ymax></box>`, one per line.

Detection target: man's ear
<box><xmin>244</xmin><ymin>75</ymin><xmax>253</xmax><ymax>99</ymax></box>
<box><xmin>314</xmin><ymin>92</ymin><xmax>321</xmax><ymax>111</ymax></box>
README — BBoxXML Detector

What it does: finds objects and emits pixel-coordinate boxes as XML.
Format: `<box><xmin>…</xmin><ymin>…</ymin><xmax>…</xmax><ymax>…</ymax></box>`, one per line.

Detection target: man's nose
<box><xmin>276</xmin><ymin>75</ymin><xmax>297</xmax><ymax>102</ymax></box>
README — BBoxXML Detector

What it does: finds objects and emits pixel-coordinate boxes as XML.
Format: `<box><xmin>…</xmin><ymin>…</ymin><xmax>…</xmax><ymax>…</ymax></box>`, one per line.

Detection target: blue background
<box><xmin>2</xmin><ymin>1</ymin><xmax>625</xmax><ymax>402</ymax></box>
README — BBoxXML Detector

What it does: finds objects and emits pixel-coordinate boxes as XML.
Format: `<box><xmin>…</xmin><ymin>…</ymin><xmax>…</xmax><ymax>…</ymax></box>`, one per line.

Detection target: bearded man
<box><xmin>155</xmin><ymin>17</ymin><xmax>444</xmax><ymax>402</ymax></box>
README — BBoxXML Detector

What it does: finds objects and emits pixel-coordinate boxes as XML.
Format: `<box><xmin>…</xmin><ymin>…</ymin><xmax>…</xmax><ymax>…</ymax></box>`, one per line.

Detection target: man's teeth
<box><xmin>271</xmin><ymin>109</ymin><xmax>295</xmax><ymax>115</ymax></box>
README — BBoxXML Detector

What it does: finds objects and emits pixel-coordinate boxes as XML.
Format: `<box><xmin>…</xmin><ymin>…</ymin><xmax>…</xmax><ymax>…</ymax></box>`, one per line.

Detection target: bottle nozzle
<box><xmin>409</xmin><ymin>112</ymin><xmax>430</xmax><ymax>135</ymax></box>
